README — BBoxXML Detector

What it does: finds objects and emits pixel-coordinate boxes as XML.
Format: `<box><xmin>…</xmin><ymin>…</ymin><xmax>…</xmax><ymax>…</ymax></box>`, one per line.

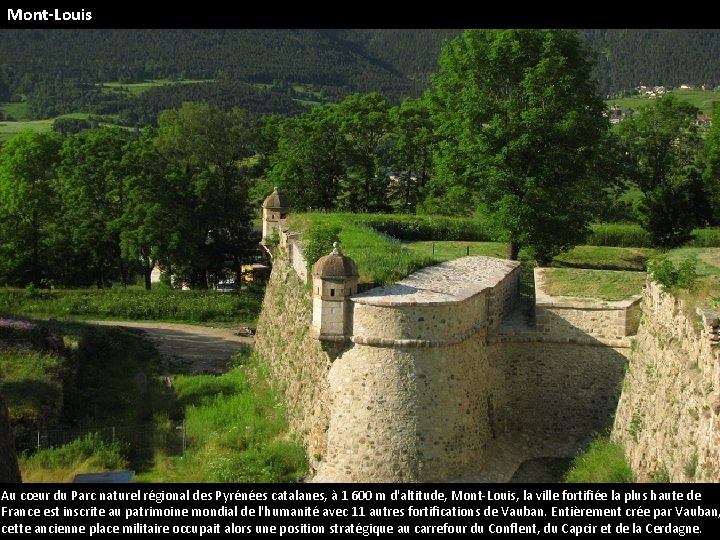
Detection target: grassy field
<box><xmin>607</xmin><ymin>88</ymin><xmax>720</xmax><ymax>116</ymax></box>
<box><xmin>0</xmin><ymin>118</ymin><xmax>54</xmax><ymax>140</ymax></box>
<box><xmin>98</xmin><ymin>79</ymin><xmax>216</xmax><ymax>96</ymax></box>
<box><xmin>289</xmin><ymin>213</ymin><xmax>438</xmax><ymax>285</ymax></box>
<box><xmin>540</xmin><ymin>268</ymin><xmax>646</xmax><ymax>301</ymax></box>
<box><xmin>552</xmin><ymin>245</ymin><xmax>654</xmax><ymax>271</ymax></box>
<box><xmin>0</xmin><ymin>101</ymin><xmax>30</xmax><ymax>119</ymax></box>
<box><xmin>0</xmin><ymin>112</ymin><xmax>102</xmax><ymax>141</ymax></box>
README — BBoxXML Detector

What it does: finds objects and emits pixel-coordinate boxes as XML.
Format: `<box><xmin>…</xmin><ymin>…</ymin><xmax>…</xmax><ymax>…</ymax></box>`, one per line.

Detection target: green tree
<box><xmin>267</xmin><ymin>104</ymin><xmax>346</xmax><ymax>211</ymax></box>
<box><xmin>0</xmin><ymin>130</ymin><xmax>61</xmax><ymax>287</ymax></box>
<box><xmin>429</xmin><ymin>29</ymin><xmax>608</xmax><ymax>264</ymax></box>
<box><xmin>119</xmin><ymin>129</ymin><xmax>188</xmax><ymax>290</ymax></box>
<box><xmin>337</xmin><ymin>93</ymin><xmax>391</xmax><ymax>212</ymax></box>
<box><xmin>154</xmin><ymin>102</ymin><xmax>257</xmax><ymax>287</ymax></box>
<box><xmin>618</xmin><ymin>94</ymin><xmax>705</xmax><ymax>247</ymax></box>
<box><xmin>55</xmin><ymin>127</ymin><xmax>132</xmax><ymax>287</ymax></box>
<box><xmin>703</xmin><ymin>102</ymin><xmax>720</xmax><ymax>224</ymax></box>
<box><xmin>387</xmin><ymin>97</ymin><xmax>435</xmax><ymax>212</ymax></box>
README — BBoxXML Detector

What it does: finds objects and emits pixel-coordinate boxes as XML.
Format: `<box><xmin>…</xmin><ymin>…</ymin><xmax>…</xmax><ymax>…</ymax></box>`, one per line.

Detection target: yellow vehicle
<box><xmin>241</xmin><ymin>263</ymin><xmax>270</xmax><ymax>283</ymax></box>
<box><xmin>241</xmin><ymin>265</ymin><xmax>255</xmax><ymax>283</ymax></box>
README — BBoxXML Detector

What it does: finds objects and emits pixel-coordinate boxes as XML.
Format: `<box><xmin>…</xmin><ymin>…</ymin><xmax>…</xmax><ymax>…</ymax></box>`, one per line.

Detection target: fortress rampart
<box><xmin>255</xmin><ymin>192</ymin><xmax>718</xmax><ymax>482</ymax></box>
<box><xmin>255</xmin><ymin>230</ymin><xmax>638</xmax><ymax>481</ymax></box>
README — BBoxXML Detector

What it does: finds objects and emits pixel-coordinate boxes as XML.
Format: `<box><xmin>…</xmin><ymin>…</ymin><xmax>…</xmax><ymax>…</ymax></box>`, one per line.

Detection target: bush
<box><xmin>586</xmin><ymin>223</ymin><xmax>653</xmax><ymax>247</ymax></box>
<box><xmin>303</xmin><ymin>225</ymin><xmax>342</xmax><ymax>271</ymax></box>
<box><xmin>648</xmin><ymin>256</ymin><xmax>698</xmax><ymax>291</ymax></box>
<box><xmin>20</xmin><ymin>433</ymin><xmax>128</xmax><ymax>471</ymax></box>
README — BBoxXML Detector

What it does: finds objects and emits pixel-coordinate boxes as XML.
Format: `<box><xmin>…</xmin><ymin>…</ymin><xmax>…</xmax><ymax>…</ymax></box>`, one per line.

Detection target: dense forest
<box><xmin>0</xmin><ymin>29</ymin><xmax>459</xmax><ymax>120</ymax></box>
<box><xmin>582</xmin><ymin>29</ymin><xmax>720</xmax><ymax>96</ymax></box>
<box><xmin>1</xmin><ymin>29</ymin><xmax>719</xmax><ymax>123</ymax></box>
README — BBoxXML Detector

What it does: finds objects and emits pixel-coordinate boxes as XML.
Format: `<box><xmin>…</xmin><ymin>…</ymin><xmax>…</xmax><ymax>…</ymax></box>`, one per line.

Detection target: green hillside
<box><xmin>0</xmin><ymin>29</ymin><xmax>718</xmax><ymax>127</ymax></box>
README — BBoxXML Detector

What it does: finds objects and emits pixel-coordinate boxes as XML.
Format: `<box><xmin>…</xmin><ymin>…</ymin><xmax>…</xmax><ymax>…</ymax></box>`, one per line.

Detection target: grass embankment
<box><xmin>289</xmin><ymin>213</ymin><xmax>440</xmax><ymax>285</ymax></box>
<box><xmin>564</xmin><ymin>437</ymin><xmax>634</xmax><ymax>483</ymax></box>
<box><xmin>2</xmin><ymin>286</ymin><xmax>305</xmax><ymax>482</ymax></box>
<box><xmin>539</xmin><ymin>269</ymin><xmax>647</xmax><ymax>301</ymax></box>
<box><xmin>2</xmin><ymin>318</ymin><xmax>168</xmax><ymax>481</ymax></box>
<box><xmin>137</xmin><ymin>350</ymin><xmax>306</xmax><ymax>483</ymax></box>
<box><xmin>291</xmin><ymin>212</ymin><xmax>720</xmax><ymax>303</ymax></box>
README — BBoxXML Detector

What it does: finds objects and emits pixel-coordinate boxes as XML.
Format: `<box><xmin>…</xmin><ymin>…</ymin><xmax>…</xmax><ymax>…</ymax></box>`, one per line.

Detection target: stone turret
<box><xmin>262</xmin><ymin>187</ymin><xmax>289</xmax><ymax>240</ymax></box>
<box><xmin>311</xmin><ymin>242</ymin><xmax>358</xmax><ymax>341</ymax></box>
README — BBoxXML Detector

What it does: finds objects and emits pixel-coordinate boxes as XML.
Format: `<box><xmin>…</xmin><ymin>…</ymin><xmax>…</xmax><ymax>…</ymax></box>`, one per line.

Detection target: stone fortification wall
<box><xmin>283</xmin><ymin>232</ymin><xmax>310</xmax><ymax>284</ymax></box>
<box><xmin>350</xmin><ymin>257</ymin><xmax>520</xmax><ymax>345</ymax></box>
<box><xmin>257</xmin><ymin>238</ymin><xmax>642</xmax><ymax>482</ymax></box>
<box><xmin>612</xmin><ymin>281</ymin><xmax>720</xmax><ymax>482</ymax></box>
<box><xmin>488</xmin><ymin>340</ymin><xmax>627</xmax><ymax>457</ymax></box>
<box><xmin>314</xmin><ymin>336</ymin><xmax>503</xmax><ymax>482</ymax></box>
<box><xmin>253</xmin><ymin>248</ymin><xmax>331</xmax><ymax>474</ymax></box>
<box><xmin>312</xmin><ymin>257</ymin><xmax>519</xmax><ymax>482</ymax></box>
<box><xmin>534</xmin><ymin>268</ymin><xmax>641</xmax><ymax>346</ymax></box>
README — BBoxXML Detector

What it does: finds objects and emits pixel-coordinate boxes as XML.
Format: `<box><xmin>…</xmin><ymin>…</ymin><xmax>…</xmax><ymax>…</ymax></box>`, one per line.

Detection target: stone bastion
<box><xmin>312</xmin><ymin>257</ymin><xmax>521</xmax><ymax>482</ymax></box>
<box><xmin>255</xmin><ymin>214</ymin><xmax>645</xmax><ymax>482</ymax></box>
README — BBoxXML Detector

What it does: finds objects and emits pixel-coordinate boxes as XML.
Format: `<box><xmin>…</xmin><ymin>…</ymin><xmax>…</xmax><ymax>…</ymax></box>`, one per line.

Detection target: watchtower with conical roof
<box><xmin>311</xmin><ymin>242</ymin><xmax>359</xmax><ymax>341</ymax></box>
<box><xmin>262</xmin><ymin>187</ymin><xmax>289</xmax><ymax>241</ymax></box>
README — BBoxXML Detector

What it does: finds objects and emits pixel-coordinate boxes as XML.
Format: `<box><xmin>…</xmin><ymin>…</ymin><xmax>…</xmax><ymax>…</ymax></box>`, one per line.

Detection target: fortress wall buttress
<box><xmin>313</xmin><ymin>257</ymin><xmax>519</xmax><ymax>482</ymax></box>
<box><xmin>313</xmin><ymin>307</ymin><xmax>505</xmax><ymax>483</ymax></box>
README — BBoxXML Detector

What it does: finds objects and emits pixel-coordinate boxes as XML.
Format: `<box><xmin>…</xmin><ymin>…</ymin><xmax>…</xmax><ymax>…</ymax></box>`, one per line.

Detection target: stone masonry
<box><xmin>612</xmin><ymin>281</ymin><xmax>720</xmax><ymax>482</ymax></box>
<box><xmin>255</xmin><ymin>235</ymin><xmax>641</xmax><ymax>482</ymax></box>
<box><xmin>313</xmin><ymin>257</ymin><xmax>520</xmax><ymax>482</ymax></box>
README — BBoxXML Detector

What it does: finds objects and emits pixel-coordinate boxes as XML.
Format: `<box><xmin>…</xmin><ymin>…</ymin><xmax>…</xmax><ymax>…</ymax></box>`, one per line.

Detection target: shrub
<box><xmin>303</xmin><ymin>225</ymin><xmax>342</xmax><ymax>271</ymax></box>
<box><xmin>648</xmin><ymin>256</ymin><xmax>698</xmax><ymax>291</ymax></box>
<box><xmin>586</xmin><ymin>223</ymin><xmax>653</xmax><ymax>247</ymax></box>
<box><xmin>20</xmin><ymin>433</ymin><xmax>128</xmax><ymax>471</ymax></box>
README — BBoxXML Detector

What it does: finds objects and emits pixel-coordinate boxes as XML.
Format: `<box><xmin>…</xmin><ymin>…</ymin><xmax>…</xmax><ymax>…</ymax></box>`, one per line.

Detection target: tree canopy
<box><xmin>0</xmin><ymin>131</ymin><xmax>61</xmax><ymax>286</ymax></box>
<box><xmin>618</xmin><ymin>95</ymin><xmax>706</xmax><ymax>248</ymax></box>
<box><xmin>428</xmin><ymin>29</ymin><xmax>609</xmax><ymax>263</ymax></box>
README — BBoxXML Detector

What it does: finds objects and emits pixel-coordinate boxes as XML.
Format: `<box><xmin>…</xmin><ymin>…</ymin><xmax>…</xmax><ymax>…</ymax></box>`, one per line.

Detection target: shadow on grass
<box><xmin>2</xmin><ymin>380</ymin><xmax>61</xmax><ymax>420</ymax></box>
<box><xmin>552</xmin><ymin>259</ymin><xmax>648</xmax><ymax>272</ymax></box>
<box><xmin>510</xmin><ymin>457</ymin><xmax>573</xmax><ymax>483</ymax></box>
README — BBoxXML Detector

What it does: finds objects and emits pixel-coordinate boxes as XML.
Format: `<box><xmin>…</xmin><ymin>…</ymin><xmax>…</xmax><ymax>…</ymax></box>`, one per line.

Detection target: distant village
<box><xmin>607</xmin><ymin>83</ymin><xmax>718</xmax><ymax>127</ymax></box>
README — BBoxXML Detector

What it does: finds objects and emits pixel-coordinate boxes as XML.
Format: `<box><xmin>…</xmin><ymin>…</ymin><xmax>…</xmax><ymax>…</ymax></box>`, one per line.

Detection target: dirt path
<box><xmin>88</xmin><ymin>321</ymin><xmax>254</xmax><ymax>375</ymax></box>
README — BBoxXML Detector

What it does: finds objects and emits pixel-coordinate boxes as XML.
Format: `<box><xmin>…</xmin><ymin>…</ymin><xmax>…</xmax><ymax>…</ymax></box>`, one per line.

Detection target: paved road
<box><xmin>88</xmin><ymin>321</ymin><xmax>254</xmax><ymax>375</ymax></box>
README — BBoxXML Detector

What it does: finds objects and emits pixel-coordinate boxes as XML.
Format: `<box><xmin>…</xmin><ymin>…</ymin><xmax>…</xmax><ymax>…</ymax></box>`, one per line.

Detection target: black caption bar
<box><xmin>1</xmin><ymin>484</ymin><xmax>718</xmax><ymax>537</ymax></box>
